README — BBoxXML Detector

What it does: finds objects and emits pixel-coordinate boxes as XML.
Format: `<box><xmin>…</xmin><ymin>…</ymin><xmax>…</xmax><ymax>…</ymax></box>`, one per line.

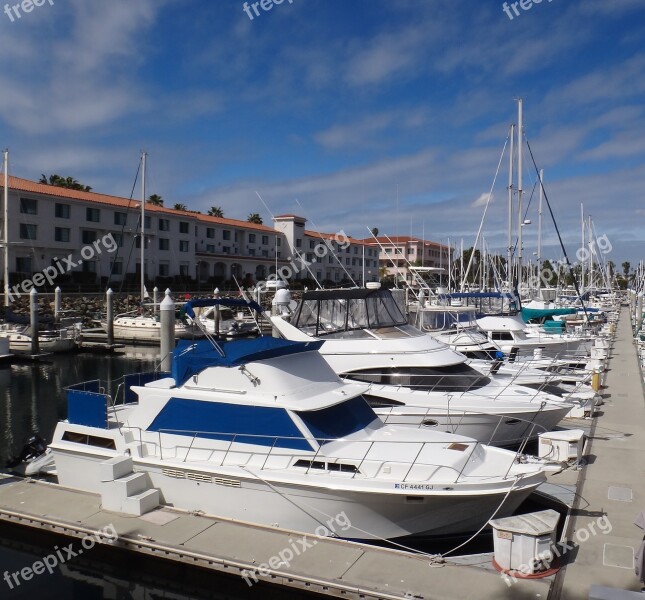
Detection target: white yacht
<box><xmin>106</xmin><ymin>311</ymin><xmax>202</xmax><ymax>344</ymax></box>
<box><xmin>48</xmin><ymin>299</ymin><xmax>549</xmax><ymax>540</ymax></box>
<box><xmin>270</xmin><ymin>286</ymin><xmax>575</xmax><ymax>447</ymax></box>
<box><xmin>476</xmin><ymin>314</ymin><xmax>594</xmax><ymax>360</ymax></box>
<box><xmin>0</xmin><ymin>324</ymin><xmax>77</xmax><ymax>354</ymax></box>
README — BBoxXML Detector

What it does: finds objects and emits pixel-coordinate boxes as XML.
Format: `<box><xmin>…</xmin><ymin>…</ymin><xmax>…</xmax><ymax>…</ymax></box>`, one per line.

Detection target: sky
<box><xmin>0</xmin><ymin>0</ymin><xmax>643</xmax><ymax>267</ymax></box>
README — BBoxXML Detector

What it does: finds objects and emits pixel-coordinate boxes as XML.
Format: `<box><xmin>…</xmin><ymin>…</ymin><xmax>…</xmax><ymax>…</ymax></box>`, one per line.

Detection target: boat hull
<box><xmin>51</xmin><ymin>446</ymin><xmax>539</xmax><ymax>540</ymax></box>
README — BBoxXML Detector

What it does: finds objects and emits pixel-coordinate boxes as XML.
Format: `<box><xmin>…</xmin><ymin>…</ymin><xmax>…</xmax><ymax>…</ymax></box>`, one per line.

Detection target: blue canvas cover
<box><xmin>172</xmin><ymin>337</ymin><xmax>324</xmax><ymax>386</ymax></box>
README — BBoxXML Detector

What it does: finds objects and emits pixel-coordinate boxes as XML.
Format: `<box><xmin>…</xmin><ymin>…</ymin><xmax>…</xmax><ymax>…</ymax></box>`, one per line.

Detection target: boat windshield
<box><xmin>294</xmin><ymin>290</ymin><xmax>409</xmax><ymax>337</ymax></box>
<box><xmin>296</xmin><ymin>396</ymin><xmax>379</xmax><ymax>443</ymax></box>
<box><xmin>417</xmin><ymin>309</ymin><xmax>478</xmax><ymax>332</ymax></box>
<box><xmin>345</xmin><ymin>363</ymin><xmax>491</xmax><ymax>392</ymax></box>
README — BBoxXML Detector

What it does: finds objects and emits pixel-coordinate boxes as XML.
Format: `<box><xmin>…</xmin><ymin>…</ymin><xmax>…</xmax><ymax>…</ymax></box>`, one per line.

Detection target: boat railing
<box><xmin>134</xmin><ymin>427</ymin><xmax>524</xmax><ymax>484</ymax></box>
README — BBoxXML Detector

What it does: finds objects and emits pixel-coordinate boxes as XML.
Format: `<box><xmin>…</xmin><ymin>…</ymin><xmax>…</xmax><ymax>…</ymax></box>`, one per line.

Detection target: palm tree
<box><xmin>247</xmin><ymin>213</ymin><xmax>263</xmax><ymax>224</ymax></box>
<box><xmin>147</xmin><ymin>194</ymin><xmax>164</xmax><ymax>206</ymax></box>
<box><xmin>208</xmin><ymin>206</ymin><xmax>224</xmax><ymax>217</ymax></box>
<box><xmin>39</xmin><ymin>173</ymin><xmax>92</xmax><ymax>192</ymax></box>
<box><xmin>370</xmin><ymin>227</ymin><xmax>379</xmax><ymax>237</ymax></box>
<box><xmin>173</xmin><ymin>203</ymin><xmax>188</xmax><ymax>211</ymax></box>
<box><xmin>622</xmin><ymin>261</ymin><xmax>631</xmax><ymax>278</ymax></box>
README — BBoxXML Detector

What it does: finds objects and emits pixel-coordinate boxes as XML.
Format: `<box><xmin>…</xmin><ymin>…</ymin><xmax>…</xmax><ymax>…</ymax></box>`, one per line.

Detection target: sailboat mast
<box><xmin>140</xmin><ymin>151</ymin><xmax>147</xmax><ymax>305</ymax></box>
<box><xmin>580</xmin><ymin>203</ymin><xmax>585</xmax><ymax>291</ymax></box>
<box><xmin>537</xmin><ymin>168</ymin><xmax>543</xmax><ymax>292</ymax></box>
<box><xmin>507</xmin><ymin>124</ymin><xmax>515</xmax><ymax>290</ymax></box>
<box><xmin>516</xmin><ymin>98</ymin><xmax>524</xmax><ymax>290</ymax></box>
<box><xmin>3</xmin><ymin>150</ymin><xmax>8</xmax><ymax>308</ymax></box>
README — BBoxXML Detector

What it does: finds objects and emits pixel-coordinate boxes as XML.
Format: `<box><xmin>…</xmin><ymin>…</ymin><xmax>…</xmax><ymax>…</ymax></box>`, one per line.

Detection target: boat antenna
<box><xmin>294</xmin><ymin>198</ymin><xmax>358</xmax><ymax>287</ymax></box>
<box><xmin>255</xmin><ymin>191</ymin><xmax>322</xmax><ymax>289</ymax></box>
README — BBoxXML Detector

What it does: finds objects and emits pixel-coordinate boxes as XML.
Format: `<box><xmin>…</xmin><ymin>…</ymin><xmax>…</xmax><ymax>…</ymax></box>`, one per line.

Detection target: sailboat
<box><xmin>102</xmin><ymin>153</ymin><xmax>200</xmax><ymax>344</ymax></box>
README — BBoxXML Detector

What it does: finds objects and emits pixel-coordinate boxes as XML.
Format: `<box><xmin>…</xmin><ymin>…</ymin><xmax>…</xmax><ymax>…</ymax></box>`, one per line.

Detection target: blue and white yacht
<box><xmin>48</xmin><ymin>299</ymin><xmax>548</xmax><ymax>540</ymax></box>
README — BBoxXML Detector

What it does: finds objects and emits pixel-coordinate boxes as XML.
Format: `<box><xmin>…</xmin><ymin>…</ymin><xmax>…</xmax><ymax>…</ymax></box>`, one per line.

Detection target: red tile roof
<box><xmin>1</xmin><ymin>175</ymin><xmax>277</xmax><ymax>232</ymax></box>
<box><xmin>359</xmin><ymin>235</ymin><xmax>450</xmax><ymax>248</ymax></box>
<box><xmin>304</xmin><ymin>230</ymin><xmax>370</xmax><ymax>246</ymax></box>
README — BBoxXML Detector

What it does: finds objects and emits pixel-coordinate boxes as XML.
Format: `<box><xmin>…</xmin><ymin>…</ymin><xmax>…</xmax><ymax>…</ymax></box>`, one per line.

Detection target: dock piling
<box><xmin>160</xmin><ymin>289</ymin><xmax>175</xmax><ymax>372</ymax></box>
<box><xmin>30</xmin><ymin>287</ymin><xmax>39</xmax><ymax>356</ymax></box>
<box><xmin>106</xmin><ymin>288</ymin><xmax>114</xmax><ymax>346</ymax></box>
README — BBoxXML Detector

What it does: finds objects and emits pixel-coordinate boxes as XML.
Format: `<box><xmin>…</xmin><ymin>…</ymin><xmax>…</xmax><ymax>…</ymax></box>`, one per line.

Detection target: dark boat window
<box><xmin>297</xmin><ymin>396</ymin><xmax>379</xmax><ymax>443</ymax></box>
<box><xmin>345</xmin><ymin>363</ymin><xmax>491</xmax><ymax>392</ymax></box>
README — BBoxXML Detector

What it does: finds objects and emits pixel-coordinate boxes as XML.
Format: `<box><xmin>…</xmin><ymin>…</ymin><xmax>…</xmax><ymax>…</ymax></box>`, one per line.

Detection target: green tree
<box><xmin>39</xmin><ymin>173</ymin><xmax>92</xmax><ymax>192</ymax></box>
<box><xmin>622</xmin><ymin>261</ymin><xmax>631</xmax><ymax>278</ymax></box>
<box><xmin>208</xmin><ymin>206</ymin><xmax>224</xmax><ymax>217</ymax></box>
<box><xmin>370</xmin><ymin>227</ymin><xmax>379</xmax><ymax>237</ymax></box>
<box><xmin>173</xmin><ymin>203</ymin><xmax>188</xmax><ymax>211</ymax></box>
<box><xmin>247</xmin><ymin>213</ymin><xmax>263</xmax><ymax>224</ymax></box>
<box><xmin>147</xmin><ymin>194</ymin><xmax>163</xmax><ymax>206</ymax></box>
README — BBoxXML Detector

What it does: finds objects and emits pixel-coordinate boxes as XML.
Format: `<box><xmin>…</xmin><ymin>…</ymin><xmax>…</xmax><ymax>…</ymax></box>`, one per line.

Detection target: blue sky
<box><xmin>0</xmin><ymin>0</ymin><xmax>644</xmax><ymax>265</ymax></box>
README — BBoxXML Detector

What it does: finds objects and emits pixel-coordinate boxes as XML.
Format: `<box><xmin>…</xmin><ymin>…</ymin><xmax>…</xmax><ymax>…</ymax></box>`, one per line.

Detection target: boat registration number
<box><xmin>395</xmin><ymin>483</ymin><xmax>434</xmax><ymax>490</ymax></box>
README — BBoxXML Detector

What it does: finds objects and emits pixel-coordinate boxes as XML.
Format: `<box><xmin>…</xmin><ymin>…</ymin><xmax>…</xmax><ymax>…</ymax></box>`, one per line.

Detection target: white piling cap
<box><xmin>160</xmin><ymin>290</ymin><xmax>175</xmax><ymax>310</ymax></box>
<box><xmin>30</xmin><ymin>287</ymin><xmax>37</xmax><ymax>296</ymax></box>
<box><xmin>106</xmin><ymin>288</ymin><xmax>113</xmax><ymax>295</ymax></box>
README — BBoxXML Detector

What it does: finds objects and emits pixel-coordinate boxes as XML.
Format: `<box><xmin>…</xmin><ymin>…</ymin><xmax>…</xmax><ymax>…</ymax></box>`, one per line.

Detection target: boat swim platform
<box><xmin>0</xmin><ymin>473</ymin><xmax>552</xmax><ymax>600</ymax></box>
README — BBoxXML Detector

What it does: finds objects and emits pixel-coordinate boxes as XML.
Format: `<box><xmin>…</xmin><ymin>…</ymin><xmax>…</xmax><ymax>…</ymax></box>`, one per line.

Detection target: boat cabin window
<box><xmin>346</xmin><ymin>363</ymin><xmax>491</xmax><ymax>392</ymax></box>
<box><xmin>491</xmin><ymin>331</ymin><xmax>514</xmax><ymax>341</ymax></box>
<box><xmin>293</xmin><ymin>290</ymin><xmax>411</xmax><ymax>338</ymax></box>
<box><xmin>297</xmin><ymin>396</ymin><xmax>379</xmax><ymax>444</ymax></box>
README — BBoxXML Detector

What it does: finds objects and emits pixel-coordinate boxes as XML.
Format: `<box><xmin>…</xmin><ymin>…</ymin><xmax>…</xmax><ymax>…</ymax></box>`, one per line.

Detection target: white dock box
<box><xmin>538</xmin><ymin>429</ymin><xmax>585</xmax><ymax>464</ymax></box>
<box><xmin>489</xmin><ymin>509</ymin><xmax>559</xmax><ymax>573</ymax></box>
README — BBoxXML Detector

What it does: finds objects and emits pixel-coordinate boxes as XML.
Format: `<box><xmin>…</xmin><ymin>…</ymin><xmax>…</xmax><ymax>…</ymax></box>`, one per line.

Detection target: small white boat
<box><xmin>48</xmin><ymin>298</ymin><xmax>549</xmax><ymax>541</ymax></box>
<box><xmin>1</xmin><ymin>324</ymin><xmax>77</xmax><ymax>354</ymax></box>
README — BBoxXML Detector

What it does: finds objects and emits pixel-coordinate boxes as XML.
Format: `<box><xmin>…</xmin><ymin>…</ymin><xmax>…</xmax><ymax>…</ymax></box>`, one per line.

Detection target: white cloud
<box><xmin>472</xmin><ymin>193</ymin><xmax>493</xmax><ymax>207</ymax></box>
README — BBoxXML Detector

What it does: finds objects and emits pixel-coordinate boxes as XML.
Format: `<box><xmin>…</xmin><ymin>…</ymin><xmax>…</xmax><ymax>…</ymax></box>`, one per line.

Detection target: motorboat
<box><xmin>476</xmin><ymin>314</ymin><xmax>594</xmax><ymax>360</ymax></box>
<box><xmin>0</xmin><ymin>323</ymin><xmax>77</xmax><ymax>354</ymax></box>
<box><xmin>102</xmin><ymin>310</ymin><xmax>203</xmax><ymax>344</ymax></box>
<box><xmin>47</xmin><ymin>298</ymin><xmax>549</xmax><ymax>541</ymax></box>
<box><xmin>270</xmin><ymin>286</ymin><xmax>575</xmax><ymax>446</ymax></box>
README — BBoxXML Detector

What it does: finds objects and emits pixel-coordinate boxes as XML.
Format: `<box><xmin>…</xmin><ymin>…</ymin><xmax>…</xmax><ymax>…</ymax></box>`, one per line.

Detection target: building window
<box><xmin>159</xmin><ymin>238</ymin><xmax>169</xmax><ymax>251</ymax></box>
<box><xmin>277</xmin><ymin>237</ymin><xmax>281</xmax><ymax>246</ymax></box>
<box><xmin>19</xmin><ymin>224</ymin><xmax>37</xmax><ymax>240</ymax></box>
<box><xmin>248</xmin><ymin>249</ymin><xmax>256</xmax><ymax>256</ymax></box>
<box><xmin>222</xmin><ymin>246</ymin><xmax>230</xmax><ymax>254</ymax></box>
<box><xmin>206</xmin><ymin>244</ymin><xmax>215</xmax><ymax>253</ymax></box>
<box><xmin>262</xmin><ymin>235</ymin><xmax>269</xmax><ymax>245</ymax></box>
<box><xmin>223</xmin><ymin>230</ymin><xmax>231</xmax><ymax>240</ymax></box>
<box><xmin>144</xmin><ymin>216</ymin><xmax>151</xmax><ymax>229</ymax></box>
<box><xmin>296</xmin><ymin>239</ymin><xmax>302</xmax><ymax>248</ymax></box>
<box><xmin>309</xmin><ymin>240</ymin><xmax>315</xmax><ymax>249</ymax></box>
<box><xmin>179</xmin><ymin>240</ymin><xmax>189</xmax><ymax>252</ymax></box>
<box><xmin>346</xmin><ymin>258</ymin><xmax>350</xmax><ymax>265</ymax></box>
<box><xmin>16</xmin><ymin>257</ymin><xmax>32</xmax><ymax>273</ymax></box>
<box><xmin>86</xmin><ymin>207</ymin><xmax>100</xmax><ymax>222</ymax></box>
<box><xmin>82</xmin><ymin>261</ymin><xmax>96</xmax><ymax>274</ymax></box>
<box><xmin>82</xmin><ymin>230</ymin><xmax>97</xmax><ymax>244</ymax></box>
<box><xmin>19</xmin><ymin>198</ymin><xmax>38</xmax><ymax>215</ymax></box>
<box><xmin>262</xmin><ymin>250</ymin><xmax>269</xmax><ymax>257</ymax></box>
<box><xmin>179</xmin><ymin>222</ymin><xmax>189</xmax><ymax>234</ymax></box>
<box><xmin>111</xmin><ymin>261</ymin><xmax>123</xmax><ymax>275</ymax></box>
<box><xmin>249</xmin><ymin>234</ymin><xmax>256</xmax><ymax>244</ymax></box>
<box><xmin>206</xmin><ymin>228</ymin><xmax>215</xmax><ymax>238</ymax></box>
<box><xmin>55</xmin><ymin>203</ymin><xmax>70</xmax><ymax>219</ymax></box>
<box><xmin>354</xmin><ymin>247</ymin><xmax>358</xmax><ymax>254</ymax></box>
<box><xmin>179</xmin><ymin>264</ymin><xmax>189</xmax><ymax>276</ymax></box>
<box><xmin>159</xmin><ymin>263</ymin><xmax>169</xmax><ymax>277</ymax></box>
<box><xmin>54</xmin><ymin>227</ymin><xmax>70</xmax><ymax>242</ymax></box>
<box><xmin>112</xmin><ymin>233</ymin><xmax>124</xmax><ymax>247</ymax></box>
<box><xmin>159</xmin><ymin>218</ymin><xmax>170</xmax><ymax>231</ymax></box>
<box><xmin>114</xmin><ymin>212</ymin><xmax>127</xmax><ymax>226</ymax></box>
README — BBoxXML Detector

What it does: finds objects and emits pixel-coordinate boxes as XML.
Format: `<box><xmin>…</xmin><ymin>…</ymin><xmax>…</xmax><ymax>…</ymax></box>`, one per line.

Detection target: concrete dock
<box><xmin>0</xmin><ymin>308</ymin><xmax>643</xmax><ymax>599</ymax></box>
<box><xmin>553</xmin><ymin>308</ymin><xmax>645</xmax><ymax>598</ymax></box>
